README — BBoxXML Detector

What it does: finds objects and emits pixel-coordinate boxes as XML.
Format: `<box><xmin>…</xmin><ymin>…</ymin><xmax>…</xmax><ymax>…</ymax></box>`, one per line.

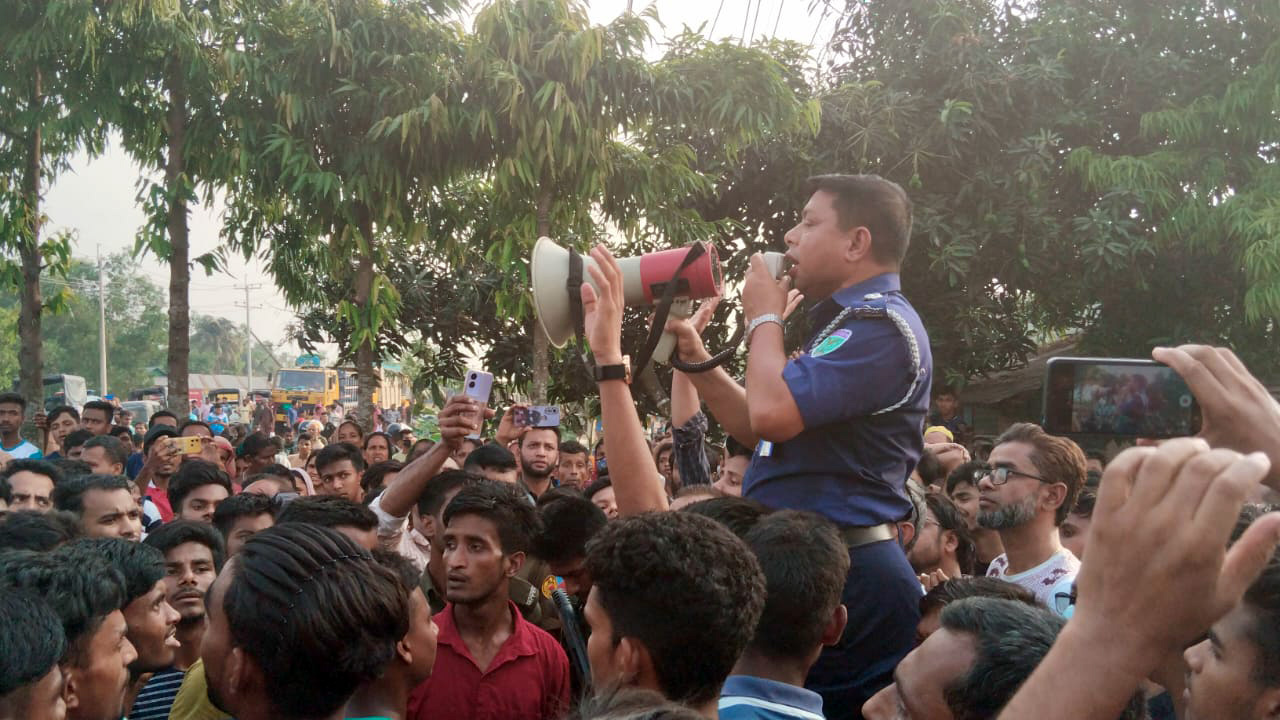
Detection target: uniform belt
<box><xmin>837</xmin><ymin>522</ymin><xmax>896</xmax><ymax>548</ymax></box>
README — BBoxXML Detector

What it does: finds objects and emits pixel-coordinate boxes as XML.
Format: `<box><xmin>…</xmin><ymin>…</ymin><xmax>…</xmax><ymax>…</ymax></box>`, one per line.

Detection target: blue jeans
<box><xmin>805</xmin><ymin>539</ymin><xmax>920</xmax><ymax>720</ymax></box>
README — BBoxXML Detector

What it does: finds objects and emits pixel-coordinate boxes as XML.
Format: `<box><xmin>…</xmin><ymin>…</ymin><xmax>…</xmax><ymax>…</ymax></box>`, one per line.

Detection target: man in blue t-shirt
<box><xmin>0</xmin><ymin>392</ymin><xmax>42</xmax><ymax>460</ymax></box>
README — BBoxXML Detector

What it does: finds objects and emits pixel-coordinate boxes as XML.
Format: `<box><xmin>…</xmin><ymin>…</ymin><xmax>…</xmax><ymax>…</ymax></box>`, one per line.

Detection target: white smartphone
<box><xmin>462</xmin><ymin>370</ymin><xmax>494</xmax><ymax>439</ymax></box>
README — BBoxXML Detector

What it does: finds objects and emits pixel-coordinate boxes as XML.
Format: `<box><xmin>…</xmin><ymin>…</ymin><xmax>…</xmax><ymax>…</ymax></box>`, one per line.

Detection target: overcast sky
<box><xmin>42</xmin><ymin>0</ymin><xmax>836</xmax><ymax>353</ymax></box>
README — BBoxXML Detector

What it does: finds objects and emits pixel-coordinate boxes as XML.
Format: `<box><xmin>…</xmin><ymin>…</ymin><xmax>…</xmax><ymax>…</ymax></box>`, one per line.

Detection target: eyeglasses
<box><xmin>979</xmin><ymin>465</ymin><xmax>1048</xmax><ymax>486</ymax></box>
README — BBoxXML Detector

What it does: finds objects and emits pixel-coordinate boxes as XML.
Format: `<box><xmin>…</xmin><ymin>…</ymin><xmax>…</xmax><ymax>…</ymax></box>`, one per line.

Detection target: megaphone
<box><xmin>533</xmin><ymin>237</ymin><xmax>792</xmax><ymax>371</ymax></box>
<box><xmin>532</xmin><ymin>237</ymin><xmax>725</xmax><ymax>364</ymax></box>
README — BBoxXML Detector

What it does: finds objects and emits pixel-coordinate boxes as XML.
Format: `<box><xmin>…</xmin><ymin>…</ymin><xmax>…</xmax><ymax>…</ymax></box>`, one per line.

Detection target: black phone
<box><xmin>1043</xmin><ymin>357</ymin><xmax>1202</xmax><ymax>438</ymax></box>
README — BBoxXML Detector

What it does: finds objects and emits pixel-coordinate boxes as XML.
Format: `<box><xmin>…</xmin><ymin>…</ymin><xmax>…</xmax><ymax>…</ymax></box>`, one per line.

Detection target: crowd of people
<box><xmin>3</xmin><ymin>174</ymin><xmax>1280</xmax><ymax>720</ymax></box>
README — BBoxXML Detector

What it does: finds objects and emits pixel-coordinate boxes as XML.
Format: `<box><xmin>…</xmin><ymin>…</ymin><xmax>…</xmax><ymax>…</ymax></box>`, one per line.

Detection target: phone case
<box><xmin>463</xmin><ymin>371</ymin><xmax>494</xmax><ymax>439</ymax></box>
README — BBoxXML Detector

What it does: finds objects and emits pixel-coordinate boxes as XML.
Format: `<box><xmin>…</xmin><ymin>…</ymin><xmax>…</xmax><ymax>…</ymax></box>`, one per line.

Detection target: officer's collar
<box><xmin>812</xmin><ymin>272</ymin><xmax>902</xmax><ymax>315</ymax></box>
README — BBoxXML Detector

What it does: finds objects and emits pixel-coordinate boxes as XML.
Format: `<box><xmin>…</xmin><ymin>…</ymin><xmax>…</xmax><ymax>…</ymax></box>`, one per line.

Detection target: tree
<box><xmin>461</xmin><ymin>0</ymin><xmax>817</xmax><ymax>400</ymax></box>
<box><xmin>221</xmin><ymin>0</ymin><xmax>480</xmax><ymax>429</ymax></box>
<box><xmin>0</xmin><ymin>1</ymin><xmax>125</xmax><ymax>412</ymax></box>
<box><xmin>112</xmin><ymin>0</ymin><xmax>238</xmax><ymax>415</ymax></box>
<box><xmin>0</xmin><ymin>252</ymin><xmax>169</xmax><ymax>393</ymax></box>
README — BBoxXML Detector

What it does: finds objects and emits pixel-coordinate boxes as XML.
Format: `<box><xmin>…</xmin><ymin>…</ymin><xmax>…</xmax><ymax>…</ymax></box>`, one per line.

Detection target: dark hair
<box><xmin>82</xmin><ymin>400</ymin><xmax>115</xmax><ymax>421</ymax></box>
<box><xmin>0</xmin><ymin>476</ymin><xmax>8</xmax><ymax>505</ymax></box>
<box><xmin>143</xmin><ymin>425</ymin><xmax>180</xmax><ymax>455</ymax></box>
<box><xmin>585</xmin><ymin>512</ymin><xmax>766</xmax><ymax>705</ymax></box>
<box><xmin>143</xmin><ymin>520</ymin><xmax>226</xmax><ymax>572</ymax></box>
<box><xmin>464</xmin><ymin>443</ymin><xmax>518</xmax><ymax>472</ymax></box>
<box><xmin>276</xmin><ymin>495</ymin><xmax>377</xmax><ymax>532</ymax></box>
<box><xmin>915</xmin><ymin>449</ymin><xmax>944</xmax><ymax>487</ymax></box>
<box><xmin>934</xmin><ymin>386</ymin><xmax>957</xmax><ymax>399</ymax></box>
<box><xmin>945</xmin><ymin>460</ymin><xmax>987</xmax><ymax>496</ymax></box>
<box><xmin>223</xmin><ymin>523</ymin><xmax>409</xmax><ymax>717</ymax></box>
<box><xmin>584</xmin><ymin>476</ymin><xmax>613</xmax><ymax>500</ymax></box>
<box><xmin>0</xmin><ymin>589</ymin><xmax>67</xmax><ymax>700</ymax></box>
<box><xmin>361</xmin><ymin>460</ymin><xmax>404</xmax><ymax>496</ymax></box>
<box><xmin>805</xmin><ymin>173</ymin><xmax>913</xmax><ymax>265</ymax></box>
<box><xmin>534</xmin><ymin>493</ymin><xmax>608</xmax><ymax>564</ymax></box>
<box><xmin>0</xmin><ymin>510</ymin><xmax>80</xmax><ymax>552</ymax></box>
<box><xmin>179</xmin><ymin>420</ymin><xmax>214</xmax><ymax>438</ymax></box>
<box><xmin>0</xmin><ymin>458</ymin><xmax>64</xmax><ymax>488</ymax></box>
<box><xmin>212</xmin><ymin>493</ymin><xmax>275</xmax><ymax>539</ymax></box>
<box><xmin>51</xmin><ymin>474</ymin><xmax>133</xmax><ymax>516</ymax></box>
<box><xmin>993</xmin><ymin>423</ymin><xmax>1086</xmax><ymax>524</ymax></box>
<box><xmin>926</xmin><ymin>492</ymin><xmax>976</xmax><ymax>575</ymax></box>
<box><xmin>919</xmin><ymin>577</ymin><xmax>1041</xmax><ymax>619</ymax></box>
<box><xmin>417</xmin><ymin>469</ymin><xmax>483</xmax><ymax>518</ymax></box>
<box><xmin>680</xmin><ymin>496</ymin><xmax>770</xmax><ymax>539</ymax></box>
<box><xmin>1070</xmin><ymin>487</ymin><xmax>1097</xmax><ymax>519</ymax></box>
<box><xmin>1242</xmin><ymin>552</ymin><xmax>1280</xmax><ymax>686</ymax></box>
<box><xmin>0</xmin><ymin>392</ymin><xmax>25</xmax><ymax>412</ymax></box>
<box><xmin>167</xmin><ymin>460</ymin><xmax>232</xmax><ymax>514</ymax></box>
<box><xmin>0</xmin><ymin>549</ymin><xmax>125</xmax><ymax>666</ymax></box>
<box><xmin>372</xmin><ymin>547</ymin><xmax>423</xmax><ymax>593</ymax></box>
<box><xmin>940</xmin><ymin>598</ymin><xmax>1066</xmax><ymax>720</ymax></box>
<box><xmin>742</xmin><ymin>510</ymin><xmax>850</xmax><ymax>660</ymax></box>
<box><xmin>241</xmin><ymin>472</ymin><xmax>295</xmax><ymax>495</ymax></box>
<box><xmin>315</xmin><ymin>442</ymin><xmax>366</xmax><ymax>476</ymax></box>
<box><xmin>64</xmin><ymin>537</ymin><xmax>164</xmax><ymax>606</ymax></box>
<box><xmin>260</xmin><ymin>463</ymin><xmax>293</xmax><ymax>480</ymax></box>
<box><xmin>50</xmin><ymin>459</ymin><xmax>92</xmax><ymax>481</ymax></box>
<box><xmin>108</xmin><ymin>425</ymin><xmax>135</xmax><ymax>443</ymax></box>
<box><xmin>62</xmin><ymin>428</ymin><xmax>94</xmax><ymax>452</ymax></box>
<box><xmin>242</xmin><ymin>432</ymin><xmax>281</xmax><ymax>458</ymax></box>
<box><xmin>337</xmin><ymin>419</ymin><xmax>364</xmax><ymax>440</ymax></box>
<box><xmin>674</xmin><ymin>484</ymin><xmax>724</xmax><ymax>500</ymax></box>
<box><xmin>362</xmin><ymin>431</ymin><xmax>392</xmax><ymax>451</ymax></box>
<box><xmin>520</xmin><ymin>425</ymin><xmax>562</xmax><ymax>447</ymax></box>
<box><xmin>149</xmin><ymin>410</ymin><xmax>178</xmax><ymax>428</ymax></box>
<box><xmin>82</xmin><ymin>434</ymin><xmax>129</xmax><ymax>467</ymax></box>
<box><xmin>559</xmin><ymin>440</ymin><xmax>588</xmax><ymax>456</ymax></box>
<box><xmin>443</xmin><ymin>481</ymin><xmax>541</xmax><ymax>555</ymax></box>
<box><xmin>46</xmin><ymin>404</ymin><xmax>80</xmax><ymax>426</ymax></box>
<box><xmin>724</xmin><ymin>435</ymin><xmax>752</xmax><ymax>460</ymax></box>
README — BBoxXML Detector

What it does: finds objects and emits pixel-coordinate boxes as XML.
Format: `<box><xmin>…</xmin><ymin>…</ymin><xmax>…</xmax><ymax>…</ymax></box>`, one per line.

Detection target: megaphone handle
<box><xmin>652</xmin><ymin>299</ymin><xmax>692</xmax><ymax>365</ymax></box>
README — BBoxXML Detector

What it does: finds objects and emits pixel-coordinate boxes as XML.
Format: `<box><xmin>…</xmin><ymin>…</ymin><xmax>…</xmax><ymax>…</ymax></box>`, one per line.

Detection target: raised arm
<box><xmin>378</xmin><ymin>395</ymin><xmax>488</xmax><ymax>519</ymax></box>
<box><xmin>582</xmin><ymin>244</ymin><xmax>668</xmax><ymax>515</ymax></box>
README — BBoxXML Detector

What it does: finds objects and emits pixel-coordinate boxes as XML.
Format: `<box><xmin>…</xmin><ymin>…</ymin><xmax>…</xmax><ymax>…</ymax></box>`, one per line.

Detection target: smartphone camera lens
<box><xmin>468</xmin><ymin>381</ymin><xmax>475</xmax><ymax>388</ymax></box>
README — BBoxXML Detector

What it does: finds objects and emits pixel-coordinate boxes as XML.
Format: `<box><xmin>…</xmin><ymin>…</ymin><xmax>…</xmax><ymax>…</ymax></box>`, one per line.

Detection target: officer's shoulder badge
<box><xmin>811</xmin><ymin>329</ymin><xmax>852</xmax><ymax>358</ymax></box>
<box><xmin>541</xmin><ymin>574</ymin><xmax>563</xmax><ymax>599</ymax></box>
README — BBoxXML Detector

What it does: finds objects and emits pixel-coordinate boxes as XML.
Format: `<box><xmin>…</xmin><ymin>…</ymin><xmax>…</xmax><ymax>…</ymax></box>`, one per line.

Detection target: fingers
<box><xmin>1127</xmin><ymin>437</ymin><xmax>1208</xmax><ymax>511</ymax></box>
<box><xmin>1193</xmin><ymin>451</ymin><xmax>1270</xmax><ymax>533</ymax></box>
<box><xmin>1094</xmin><ymin>446</ymin><xmax>1154</xmax><ymax>519</ymax></box>
<box><xmin>1154</xmin><ymin>346</ymin><xmax>1228</xmax><ymax>412</ymax></box>
<box><xmin>1217</xmin><ymin>510</ymin><xmax>1280</xmax><ymax>611</ymax></box>
<box><xmin>1164</xmin><ymin>448</ymin><xmax>1248</xmax><ymax>524</ymax></box>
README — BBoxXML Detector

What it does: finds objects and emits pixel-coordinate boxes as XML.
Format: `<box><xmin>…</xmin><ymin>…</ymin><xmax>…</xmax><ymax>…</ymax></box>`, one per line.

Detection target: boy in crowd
<box><xmin>52</xmin><ymin>475</ymin><xmax>143</xmax><ymax>541</ymax></box>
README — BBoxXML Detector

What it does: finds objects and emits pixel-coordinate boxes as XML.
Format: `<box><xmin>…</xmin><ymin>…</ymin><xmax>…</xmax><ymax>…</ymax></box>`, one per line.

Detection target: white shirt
<box><xmin>367</xmin><ymin>493</ymin><xmax>432</xmax><ymax>573</ymax></box>
<box><xmin>986</xmin><ymin>547</ymin><xmax>1079</xmax><ymax>615</ymax></box>
<box><xmin>1</xmin><ymin>440</ymin><xmax>41</xmax><ymax>459</ymax></box>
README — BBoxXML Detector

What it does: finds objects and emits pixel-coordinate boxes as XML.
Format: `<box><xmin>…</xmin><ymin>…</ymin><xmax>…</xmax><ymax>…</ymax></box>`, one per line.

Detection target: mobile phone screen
<box><xmin>1043</xmin><ymin>358</ymin><xmax>1201</xmax><ymax>438</ymax></box>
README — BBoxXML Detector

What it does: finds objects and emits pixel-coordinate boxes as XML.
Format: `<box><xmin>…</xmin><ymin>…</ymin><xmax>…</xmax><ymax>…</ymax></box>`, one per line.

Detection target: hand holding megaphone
<box><xmin>579</xmin><ymin>244</ymin><xmax>627</xmax><ymax>367</ymax></box>
<box><xmin>742</xmin><ymin>252</ymin><xmax>796</xmax><ymax>324</ymax></box>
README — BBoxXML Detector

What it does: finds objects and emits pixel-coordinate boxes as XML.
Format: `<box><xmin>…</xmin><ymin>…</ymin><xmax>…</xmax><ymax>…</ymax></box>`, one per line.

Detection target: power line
<box><xmin>749</xmin><ymin>0</ymin><xmax>765</xmax><ymax>43</ymax></box>
<box><xmin>708</xmin><ymin>0</ymin><xmax>726</xmax><ymax>38</ymax></box>
<box><xmin>773</xmin><ymin>0</ymin><xmax>786</xmax><ymax>37</ymax></box>
<box><xmin>740</xmin><ymin>0</ymin><xmax>752</xmax><ymax>44</ymax></box>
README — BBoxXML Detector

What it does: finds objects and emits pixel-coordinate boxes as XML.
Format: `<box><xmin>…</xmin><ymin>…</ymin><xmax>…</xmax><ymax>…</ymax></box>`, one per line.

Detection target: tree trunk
<box><xmin>17</xmin><ymin>68</ymin><xmax>44</xmax><ymax>422</ymax></box>
<box><xmin>531</xmin><ymin>191</ymin><xmax>552</xmax><ymax>402</ymax></box>
<box><xmin>353</xmin><ymin>209</ymin><xmax>378</xmax><ymax>431</ymax></box>
<box><xmin>164</xmin><ymin>55</ymin><xmax>191</xmax><ymax>417</ymax></box>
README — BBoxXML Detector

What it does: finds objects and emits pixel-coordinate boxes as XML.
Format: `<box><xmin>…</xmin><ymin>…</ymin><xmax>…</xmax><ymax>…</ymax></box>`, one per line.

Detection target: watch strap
<box><xmin>746</xmin><ymin>313</ymin><xmax>784</xmax><ymax>345</ymax></box>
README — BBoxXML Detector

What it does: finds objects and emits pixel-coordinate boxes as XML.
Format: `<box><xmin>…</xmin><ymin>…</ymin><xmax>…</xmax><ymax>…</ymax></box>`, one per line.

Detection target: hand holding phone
<box><xmin>173</xmin><ymin>435</ymin><xmax>204</xmax><ymax>455</ymax></box>
<box><xmin>462</xmin><ymin>370</ymin><xmax>494</xmax><ymax>440</ymax></box>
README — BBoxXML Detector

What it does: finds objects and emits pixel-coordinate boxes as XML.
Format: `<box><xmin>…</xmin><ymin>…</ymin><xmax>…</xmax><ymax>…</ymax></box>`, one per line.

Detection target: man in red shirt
<box><xmin>408</xmin><ymin>479</ymin><xmax>570</xmax><ymax>720</ymax></box>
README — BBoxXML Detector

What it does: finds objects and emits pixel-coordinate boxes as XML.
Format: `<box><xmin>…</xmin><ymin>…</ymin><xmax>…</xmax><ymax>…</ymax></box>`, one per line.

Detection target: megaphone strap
<box><xmin>633</xmin><ymin>242</ymin><xmax>709</xmax><ymax>373</ymax></box>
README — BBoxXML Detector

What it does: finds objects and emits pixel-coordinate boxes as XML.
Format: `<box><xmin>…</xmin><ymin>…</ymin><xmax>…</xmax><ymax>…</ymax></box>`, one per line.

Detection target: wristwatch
<box><xmin>746</xmin><ymin>313</ymin><xmax>784</xmax><ymax>345</ymax></box>
<box><xmin>593</xmin><ymin>356</ymin><xmax>632</xmax><ymax>385</ymax></box>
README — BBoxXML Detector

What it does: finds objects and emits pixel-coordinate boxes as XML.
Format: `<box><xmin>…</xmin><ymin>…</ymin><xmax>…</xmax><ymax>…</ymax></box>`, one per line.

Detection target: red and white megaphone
<box><xmin>531</xmin><ymin>237</ymin><xmax>724</xmax><ymax>364</ymax></box>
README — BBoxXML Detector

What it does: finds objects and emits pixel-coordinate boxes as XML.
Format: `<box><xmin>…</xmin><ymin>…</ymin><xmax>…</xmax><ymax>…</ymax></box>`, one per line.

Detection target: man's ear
<box><xmin>842</xmin><ymin>226</ymin><xmax>874</xmax><ymax>264</ymax></box>
<box><xmin>617</xmin><ymin>636</ymin><xmax>663</xmax><ymax>693</ymax></box>
<box><xmin>395</xmin><ymin>637</ymin><xmax>413</xmax><ymax>666</ymax></box>
<box><xmin>942</xmin><ymin>529</ymin><xmax>959</xmax><ymax>555</ymax></box>
<box><xmin>506</xmin><ymin>550</ymin><xmax>526</xmax><ymax>578</ymax></box>
<box><xmin>822</xmin><ymin>604</ymin><xmax>849</xmax><ymax>647</ymax></box>
<box><xmin>1042</xmin><ymin>483</ymin><xmax>1069</xmax><ymax>516</ymax></box>
<box><xmin>897</xmin><ymin>520</ymin><xmax>916</xmax><ymax>550</ymax></box>
<box><xmin>61</xmin><ymin>664</ymin><xmax>81</xmax><ymax>713</ymax></box>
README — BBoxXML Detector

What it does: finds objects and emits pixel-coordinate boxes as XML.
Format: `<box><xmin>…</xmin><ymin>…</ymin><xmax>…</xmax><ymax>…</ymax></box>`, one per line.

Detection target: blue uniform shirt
<box><xmin>744</xmin><ymin>272</ymin><xmax>932</xmax><ymax>527</ymax></box>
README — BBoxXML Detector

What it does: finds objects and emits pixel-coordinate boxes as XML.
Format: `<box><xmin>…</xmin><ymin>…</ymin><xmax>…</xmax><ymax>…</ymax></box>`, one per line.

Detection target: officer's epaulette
<box><xmin>850</xmin><ymin>292</ymin><xmax>889</xmax><ymax>319</ymax></box>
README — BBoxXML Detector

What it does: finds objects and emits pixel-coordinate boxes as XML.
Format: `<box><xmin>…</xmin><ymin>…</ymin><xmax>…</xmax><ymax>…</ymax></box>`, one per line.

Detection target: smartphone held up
<box><xmin>462</xmin><ymin>370</ymin><xmax>494</xmax><ymax>440</ymax></box>
<box><xmin>1042</xmin><ymin>357</ymin><xmax>1201</xmax><ymax>438</ymax></box>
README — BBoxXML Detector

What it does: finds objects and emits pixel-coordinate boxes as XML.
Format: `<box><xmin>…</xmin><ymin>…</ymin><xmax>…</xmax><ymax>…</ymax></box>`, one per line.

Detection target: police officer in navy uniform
<box><xmin>669</xmin><ymin>174</ymin><xmax>931</xmax><ymax>719</ymax></box>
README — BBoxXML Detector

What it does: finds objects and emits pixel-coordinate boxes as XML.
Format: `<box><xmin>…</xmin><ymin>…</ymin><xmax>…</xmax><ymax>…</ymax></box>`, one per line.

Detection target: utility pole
<box><xmin>97</xmin><ymin>246</ymin><xmax>107</xmax><ymax>396</ymax></box>
<box><xmin>234</xmin><ymin>282</ymin><xmax>263</xmax><ymax>398</ymax></box>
